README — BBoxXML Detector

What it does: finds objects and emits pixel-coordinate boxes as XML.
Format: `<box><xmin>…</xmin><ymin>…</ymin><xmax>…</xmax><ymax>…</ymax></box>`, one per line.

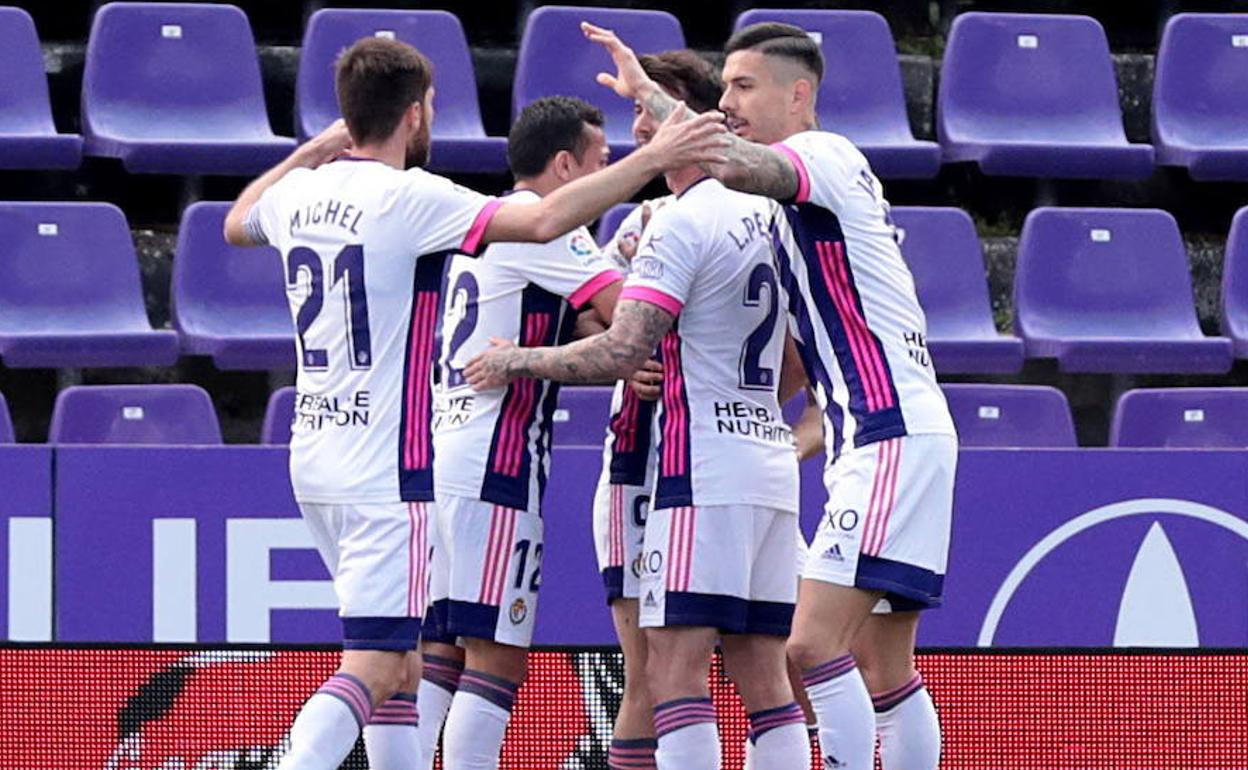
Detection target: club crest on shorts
<box><xmin>509</xmin><ymin>597</ymin><xmax>528</xmax><ymax>625</ymax></box>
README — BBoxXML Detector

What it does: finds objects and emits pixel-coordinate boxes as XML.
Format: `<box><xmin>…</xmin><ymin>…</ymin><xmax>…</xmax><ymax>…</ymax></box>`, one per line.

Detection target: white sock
<box><xmin>440</xmin><ymin>669</ymin><xmax>518</xmax><ymax>770</ymax></box>
<box><xmin>874</xmin><ymin>675</ymin><xmax>941</xmax><ymax>770</ymax></box>
<box><xmin>747</xmin><ymin>702</ymin><xmax>809</xmax><ymax>770</ymax></box>
<box><xmin>653</xmin><ymin>697</ymin><xmax>720</xmax><ymax>770</ymax></box>
<box><xmin>364</xmin><ymin>692</ymin><xmax>421</xmax><ymax>770</ymax></box>
<box><xmin>801</xmin><ymin>654</ymin><xmax>875</xmax><ymax>769</ymax></box>
<box><xmin>417</xmin><ymin>656</ymin><xmax>463</xmax><ymax>770</ymax></box>
<box><xmin>278</xmin><ymin>673</ymin><xmax>372</xmax><ymax>770</ymax></box>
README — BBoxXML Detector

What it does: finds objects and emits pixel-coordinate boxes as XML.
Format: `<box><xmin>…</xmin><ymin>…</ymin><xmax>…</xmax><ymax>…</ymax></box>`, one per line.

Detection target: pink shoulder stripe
<box><xmin>771</xmin><ymin>142</ymin><xmax>811</xmax><ymax>204</ymax></box>
<box><xmin>460</xmin><ymin>198</ymin><xmax>504</xmax><ymax>255</ymax></box>
<box><xmin>620</xmin><ymin>285</ymin><xmax>683</xmax><ymax>317</ymax></box>
<box><xmin>568</xmin><ymin>269</ymin><xmax>625</xmax><ymax>310</ymax></box>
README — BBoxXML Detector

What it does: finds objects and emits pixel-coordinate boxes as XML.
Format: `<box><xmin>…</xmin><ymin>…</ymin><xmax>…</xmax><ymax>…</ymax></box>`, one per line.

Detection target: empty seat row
<box><xmin>3</xmin><ymin>5</ymin><xmax>1248</xmax><ymax>178</ymax></box>
<box><xmin>947</xmin><ymin>385</ymin><xmax>1248</xmax><ymax>449</ymax></box>
<box><xmin>5</xmin><ymin>383</ymin><xmax>1247</xmax><ymax>448</ymax></box>
<box><xmin>1</xmin><ymin>200</ymin><xmax>1243</xmax><ymax>374</ymax></box>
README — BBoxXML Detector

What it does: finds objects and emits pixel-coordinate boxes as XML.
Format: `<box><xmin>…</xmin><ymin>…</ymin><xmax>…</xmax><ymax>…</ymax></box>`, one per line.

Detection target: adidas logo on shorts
<box><xmin>822</xmin><ymin>543</ymin><xmax>845</xmax><ymax>561</ymax></box>
<box><xmin>644</xmin><ymin>590</ymin><xmax>658</xmax><ymax>608</ymax></box>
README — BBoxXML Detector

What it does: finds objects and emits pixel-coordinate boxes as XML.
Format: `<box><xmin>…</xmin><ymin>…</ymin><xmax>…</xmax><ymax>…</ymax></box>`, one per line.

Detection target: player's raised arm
<box><xmin>223</xmin><ymin>120</ymin><xmax>352</xmax><ymax>246</ymax></box>
<box><xmin>582</xmin><ymin>22</ymin><xmax>801</xmax><ymax>202</ymax></box>
<box><xmin>463</xmin><ymin>298</ymin><xmax>675</xmax><ymax>390</ymax></box>
<box><xmin>480</xmin><ymin>105</ymin><xmax>728</xmax><ymax>245</ymax></box>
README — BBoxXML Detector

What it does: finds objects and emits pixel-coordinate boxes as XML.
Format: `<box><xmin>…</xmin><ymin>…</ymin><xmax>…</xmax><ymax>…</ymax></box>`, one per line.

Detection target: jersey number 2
<box><xmin>444</xmin><ymin>271</ymin><xmax>480</xmax><ymax>388</ymax></box>
<box><xmin>286</xmin><ymin>245</ymin><xmax>372</xmax><ymax>371</ymax></box>
<box><xmin>739</xmin><ymin>262</ymin><xmax>779</xmax><ymax>389</ymax></box>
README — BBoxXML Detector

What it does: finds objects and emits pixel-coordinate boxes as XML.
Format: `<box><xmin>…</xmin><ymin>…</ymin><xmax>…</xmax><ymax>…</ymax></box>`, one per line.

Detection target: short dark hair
<box><xmin>725</xmin><ymin>22</ymin><xmax>824</xmax><ymax>84</ymax></box>
<box><xmin>507</xmin><ymin>96</ymin><xmax>605</xmax><ymax>179</ymax></box>
<box><xmin>638</xmin><ymin>50</ymin><xmax>723</xmax><ymax>114</ymax></box>
<box><xmin>335</xmin><ymin>37</ymin><xmax>434</xmax><ymax>146</ymax></box>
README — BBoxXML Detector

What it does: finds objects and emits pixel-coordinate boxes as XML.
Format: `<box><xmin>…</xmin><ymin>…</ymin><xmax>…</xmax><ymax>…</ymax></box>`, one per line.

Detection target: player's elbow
<box><xmin>530</xmin><ymin>212</ymin><xmax>563</xmax><ymax>244</ymax></box>
<box><xmin>222</xmin><ymin>211</ymin><xmax>250</xmax><ymax>247</ymax></box>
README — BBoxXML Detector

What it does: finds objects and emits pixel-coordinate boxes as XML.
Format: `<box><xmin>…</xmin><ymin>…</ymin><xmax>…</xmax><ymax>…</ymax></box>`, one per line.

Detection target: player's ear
<box><xmin>551</xmin><ymin>149</ymin><xmax>574</xmax><ymax>181</ymax></box>
<box><xmin>791</xmin><ymin>78</ymin><xmax>815</xmax><ymax>117</ymax></box>
<box><xmin>406</xmin><ymin>101</ymin><xmax>423</xmax><ymax>134</ymax></box>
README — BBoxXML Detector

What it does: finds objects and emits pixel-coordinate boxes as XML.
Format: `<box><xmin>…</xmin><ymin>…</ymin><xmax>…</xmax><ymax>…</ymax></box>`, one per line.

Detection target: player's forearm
<box><xmin>531</xmin><ymin>149</ymin><xmax>666</xmax><ymax>242</ymax></box>
<box><xmin>223</xmin><ymin>153</ymin><xmax>308</xmax><ymax>246</ymax></box>
<box><xmin>508</xmin><ymin>300</ymin><xmax>671</xmax><ymax>384</ymax></box>
<box><xmin>710</xmin><ymin>140</ymin><xmax>800</xmax><ymax>201</ymax></box>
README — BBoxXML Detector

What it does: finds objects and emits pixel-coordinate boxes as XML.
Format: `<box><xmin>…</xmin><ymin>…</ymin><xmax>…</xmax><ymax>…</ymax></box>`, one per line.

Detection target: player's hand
<box><xmin>643</xmin><ymin>104</ymin><xmax>730</xmax><ymax>171</ymax></box>
<box><xmin>630</xmin><ymin>358</ymin><xmax>663</xmax><ymax>401</ymax></box>
<box><xmin>582</xmin><ymin>22</ymin><xmax>654</xmax><ymax>100</ymax></box>
<box><xmin>297</xmin><ymin>119</ymin><xmax>353</xmax><ymax>168</ymax></box>
<box><xmin>465</xmin><ymin>337</ymin><xmax>520</xmax><ymax>391</ymax></box>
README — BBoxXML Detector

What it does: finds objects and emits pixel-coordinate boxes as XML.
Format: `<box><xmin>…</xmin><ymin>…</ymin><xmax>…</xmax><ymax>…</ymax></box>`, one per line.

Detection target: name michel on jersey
<box><xmin>712</xmin><ymin>401</ymin><xmax>792</xmax><ymax>444</ymax></box>
<box><xmin>288</xmin><ymin>198</ymin><xmax>364</xmax><ymax>237</ymax></box>
<box><xmin>294</xmin><ymin>390</ymin><xmax>371</xmax><ymax>430</ymax></box>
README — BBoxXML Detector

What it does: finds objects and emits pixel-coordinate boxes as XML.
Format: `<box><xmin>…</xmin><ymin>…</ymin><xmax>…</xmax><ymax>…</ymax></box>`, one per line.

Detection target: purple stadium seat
<box><xmin>553</xmin><ymin>385</ymin><xmax>614</xmax><ymax>446</ymax></box>
<box><xmin>49</xmin><ymin>385</ymin><xmax>222</xmax><ymax>445</ymax></box>
<box><xmin>82</xmin><ymin>2</ymin><xmax>295</xmax><ymax>174</ymax></box>
<box><xmin>938</xmin><ymin>13</ymin><xmax>1154</xmax><ymax>179</ymax></box>
<box><xmin>596</xmin><ymin>202</ymin><xmax>637</xmax><ymax>246</ymax></box>
<box><xmin>515</xmin><ymin>6</ymin><xmax>685</xmax><ymax>158</ymax></box>
<box><xmin>892</xmin><ymin>207</ymin><xmax>1023</xmax><ymax>373</ymax></box>
<box><xmin>298</xmin><ymin>9</ymin><xmax>508</xmax><ymax>173</ymax></box>
<box><xmin>733</xmin><ymin>10</ymin><xmax>940</xmax><ymax>179</ymax></box>
<box><xmin>1111</xmin><ymin>388</ymin><xmax>1248</xmax><ymax>448</ymax></box>
<box><xmin>0</xmin><ymin>7</ymin><xmax>82</xmax><ymax>170</ymax></box>
<box><xmin>942</xmin><ymin>384</ymin><xmax>1076</xmax><ymax>447</ymax></box>
<box><xmin>261</xmin><ymin>386</ymin><xmax>294</xmax><ymax>445</ymax></box>
<box><xmin>0</xmin><ymin>202</ymin><xmax>179</xmax><ymax>368</ymax></box>
<box><xmin>1154</xmin><ymin>15</ymin><xmax>1248</xmax><ymax>181</ymax></box>
<box><xmin>172</xmin><ymin>202</ymin><xmax>294</xmax><ymax>370</ymax></box>
<box><xmin>1015</xmin><ymin>207</ymin><xmax>1232</xmax><ymax>374</ymax></box>
<box><xmin>1221</xmin><ymin>206</ymin><xmax>1248</xmax><ymax>358</ymax></box>
<box><xmin>0</xmin><ymin>393</ymin><xmax>14</xmax><ymax>443</ymax></box>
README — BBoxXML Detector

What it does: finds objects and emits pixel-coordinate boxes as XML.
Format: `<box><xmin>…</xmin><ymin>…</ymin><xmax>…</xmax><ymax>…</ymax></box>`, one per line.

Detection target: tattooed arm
<box><xmin>582</xmin><ymin>22</ymin><xmax>800</xmax><ymax>201</ymax></box>
<box><xmin>464</xmin><ymin>299</ymin><xmax>674</xmax><ymax>390</ymax></box>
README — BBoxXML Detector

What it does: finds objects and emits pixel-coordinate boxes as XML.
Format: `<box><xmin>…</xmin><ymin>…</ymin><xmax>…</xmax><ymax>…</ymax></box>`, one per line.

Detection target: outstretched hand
<box><xmin>465</xmin><ymin>338</ymin><xmax>521</xmax><ymax>391</ymax></box>
<box><xmin>582</xmin><ymin>21</ymin><xmax>653</xmax><ymax>100</ymax></box>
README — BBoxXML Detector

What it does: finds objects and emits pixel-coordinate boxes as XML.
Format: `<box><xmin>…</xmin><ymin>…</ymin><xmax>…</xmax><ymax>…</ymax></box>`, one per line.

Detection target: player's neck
<box><xmin>664</xmin><ymin>166</ymin><xmax>708</xmax><ymax>197</ymax></box>
<box><xmin>349</xmin><ymin>138</ymin><xmax>406</xmax><ymax>170</ymax></box>
<box><xmin>514</xmin><ymin>175</ymin><xmax>555</xmax><ymax>197</ymax></box>
<box><xmin>776</xmin><ymin>116</ymin><xmax>818</xmax><ymax>142</ymax></box>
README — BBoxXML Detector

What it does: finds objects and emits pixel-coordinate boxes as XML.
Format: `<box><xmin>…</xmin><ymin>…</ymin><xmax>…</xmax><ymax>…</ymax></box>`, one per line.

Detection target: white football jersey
<box><xmin>244</xmin><ymin>157</ymin><xmax>499</xmax><ymax>503</ymax></box>
<box><xmin>433</xmin><ymin>189</ymin><xmax>624</xmax><ymax>513</ymax></box>
<box><xmin>770</xmin><ymin>130</ymin><xmax>955</xmax><ymax>460</ymax></box>
<box><xmin>623</xmin><ymin>178</ymin><xmax>799</xmax><ymax>513</ymax></box>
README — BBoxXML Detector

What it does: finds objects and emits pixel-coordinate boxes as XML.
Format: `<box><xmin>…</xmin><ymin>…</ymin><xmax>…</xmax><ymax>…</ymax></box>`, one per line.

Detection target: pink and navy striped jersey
<box><xmin>770</xmin><ymin>131</ymin><xmax>955</xmax><ymax>460</ymax></box>
<box><xmin>433</xmin><ymin>189</ymin><xmax>624</xmax><ymax>513</ymax></box>
<box><xmin>622</xmin><ymin>178</ymin><xmax>799</xmax><ymax>513</ymax></box>
<box><xmin>243</xmin><ymin>158</ymin><xmax>499</xmax><ymax>503</ymax></box>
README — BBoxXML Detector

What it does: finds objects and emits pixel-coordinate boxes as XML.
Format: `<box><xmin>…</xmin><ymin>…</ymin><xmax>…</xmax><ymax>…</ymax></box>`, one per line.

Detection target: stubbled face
<box><xmin>405</xmin><ymin>88</ymin><xmax>435</xmax><ymax>168</ymax></box>
<box><xmin>566</xmin><ymin>124</ymin><xmax>610</xmax><ymax>179</ymax></box>
<box><xmin>632</xmin><ymin>98</ymin><xmax>660</xmax><ymax>147</ymax></box>
<box><xmin>719</xmin><ymin>49</ymin><xmax>794</xmax><ymax>145</ymax></box>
